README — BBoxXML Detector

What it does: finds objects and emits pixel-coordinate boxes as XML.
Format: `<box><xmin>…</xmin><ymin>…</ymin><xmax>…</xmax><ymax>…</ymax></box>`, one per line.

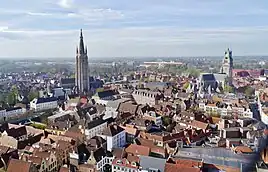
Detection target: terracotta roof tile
<box><xmin>125</xmin><ymin>144</ymin><xmax>150</xmax><ymax>156</ymax></box>
<box><xmin>165</xmin><ymin>163</ymin><xmax>201</xmax><ymax>172</ymax></box>
<box><xmin>233</xmin><ymin>146</ymin><xmax>253</xmax><ymax>153</ymax></box>
<box><xmin>59</xmin><ymin>167</ymin><xmax>69</xmax><ymax>172</ymax></box>
<box><xmin>7</xmin><ymin>159</ymin><xmax>32</xmax><ymax>172</ymax></box>
<box><xmin>189</xmin><ymin>120</ymin><xmax>209</xmax><ymax>130</ymax></box>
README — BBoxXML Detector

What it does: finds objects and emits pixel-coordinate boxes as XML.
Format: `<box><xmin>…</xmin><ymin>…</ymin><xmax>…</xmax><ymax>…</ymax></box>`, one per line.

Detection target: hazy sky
<box><xmin>0</xmin><ymin>0</ymin><xmax>268</xmax><ymax>58</ymax></box>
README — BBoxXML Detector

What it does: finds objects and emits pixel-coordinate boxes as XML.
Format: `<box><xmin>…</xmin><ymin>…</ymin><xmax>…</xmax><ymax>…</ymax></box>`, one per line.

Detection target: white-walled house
<box><xmin>198</xmin><ymin>102</ymin><xmax>253</xmax><ymax>117</ymax></box>
<box><xmin>30</xmin><ymin>97</ymin><xmax>58</xmax><ymax>111</ymax></box>
<box><xmin>100</xmin><ymin>125</ymin><xmax>126</xmax><ymax>151</ymax></box>
<box><xmin>0</xmin><ymin>107</ymin><xmax>26</xmax><ymax>121</ymax></box>
<box><xmin>85</xmin><ymin>117</ymin><xmax>108</xmax><ymax>139</ymax></box>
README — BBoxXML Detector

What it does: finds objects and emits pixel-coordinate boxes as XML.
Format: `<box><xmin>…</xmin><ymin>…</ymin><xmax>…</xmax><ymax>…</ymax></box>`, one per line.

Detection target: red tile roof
<box><xmin>7</xmin><ymin>159</ymin><xmax>32</xmax><ymax>172</ymax></box>
<box><xmin>125</xmin><ymin>144</ymin><xmax>150</xmax><ymax>156</ymax></box>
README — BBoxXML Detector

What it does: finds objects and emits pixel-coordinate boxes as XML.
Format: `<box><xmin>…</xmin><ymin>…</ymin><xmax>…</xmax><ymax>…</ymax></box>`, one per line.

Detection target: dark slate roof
<box><xmin>96</xmin><ymin>90</ymin><xmax>117</xmax><ymax>99</ymax></box>
<box><xmin>94</xmin><ymin>147</ymin><xmax>109</xmax><ymax>162</ymax></box>
<box><xmin>102</xmin><ymin>125</ymin><xmax>124</xmax><ymax>137</ymax></box>
<box><xmin>36</xmin><ymin>97</ymin><xmax>57</xmax><ymax>104</ymax></box>
<box><xmin>87</xmin><ymin>117</ymin><xmax>107</xmax><ymax>130</ymax></box>
<box><xmin>201</xmin><ymin>74</ymin><xmax>216</xmax><ymax>81</ymax></box>
<box><xmin>61</xmin><ymin>78</ymin><xmax>75</xmax><ymax>85</ymax></box>
<box><xmin>5</xmin><ymin>107</ymin><xmax>22</xmax><ymax>112</ymax></box>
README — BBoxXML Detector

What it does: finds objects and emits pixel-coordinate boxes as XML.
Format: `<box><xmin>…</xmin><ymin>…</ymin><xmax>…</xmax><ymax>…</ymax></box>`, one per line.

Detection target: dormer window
<box><xmin>131</xmin><ymin>162</ymin><xmax>136</xmax><ymax>166</ymax></box>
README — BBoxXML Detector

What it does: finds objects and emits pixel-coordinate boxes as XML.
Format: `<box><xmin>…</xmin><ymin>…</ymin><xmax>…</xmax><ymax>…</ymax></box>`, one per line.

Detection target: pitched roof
<box><xmin>233</xmin><ymin>146</ymin><xmax>253</xmax><ymax>154</ymax></box>
<box><xmin>201</xmin><ymin>74</ymin><xmax>215</xmax><ymax>81</ymax></box>
<box><xmin>125</xmin><ymin>144</ymin><xmax>150</xmax><ymax>156</ymax></box>
<box><xmin>189</xmin><ymin>120</ymin><xmax>209</xmax><ymax>130</ymax></box>
<box><xmin>61</xmin><ymin>78</ymin><xmax>75</xmax><ymax>85</ymax></box>
<box><xmin>59</xmin><ymin>167</ymin><xmax>69</xmax><ymax>172</ymax></box>
<box><xmin>36</xmin><ymin>97</ymin><xmax>57</xmax><ymax>104</ymax></box>
<box><xmin>95</xmin><ymin>90</ymin><xmax>118</xmax><ymax>99</ymax></box>
<box><xmin>87</xmin><ymin>117</ymin><xmax>107</xmax><ymax>130</ymax></box>
<box><xmin>102</xmin><ymin>125</ymin><xmax>124</xmax><ymax>137</ymax></box>
<box><xmin>7</xmin><ymin>159</ymin><xmax>32</xmax><ymax>172</ymax></box>
<box><xmin>165</xmin><ymin>163</ymin><xmax>201</xmax><ymax>172</ymax></box>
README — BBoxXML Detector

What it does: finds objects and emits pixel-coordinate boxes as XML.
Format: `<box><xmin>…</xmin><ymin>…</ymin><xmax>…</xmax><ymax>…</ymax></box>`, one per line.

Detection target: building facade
<box><xmin>75</xmin><ymin>29</ymin><xmax>89</xmax><ymax>94</ymax></box>
<box><xmin>30</xmin><ymin>97</ymin><xmax>58</xmax><ymax>111</ymax></box>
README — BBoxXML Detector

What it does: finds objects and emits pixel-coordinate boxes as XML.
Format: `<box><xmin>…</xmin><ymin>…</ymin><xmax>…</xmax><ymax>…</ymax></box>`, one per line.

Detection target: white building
<box><xmin>143</xmin><ymin>111</ymin><xmax>162</xmax><ymax>126</ymax></box>
<box><xmin>0</xmin><ymin>107</ymin><xmax>26</xmax><ymax>121</ymax></box>
<box><xmin>132</xmin><ymin>89</ymin><xmax>161</xmax><ymax>106</ymax></box>
<box><xmin>199</xmin><ymin>102</ymin><xmax>253</xmax><ymax>118</ymax></box>
<box><xmin>103</xmin><ymin>99</ymin><xmax>129</xmax><ymax>120</ymax></box>
<box><xmin>101</xmin><ymin>125</ymin><xmax>126</xmax><ymax>151</ymax></box>
<box><xmin>85</xmin><ymin>117</ymin><xmax>107</xmax><ymax>139</ymax></box>
<box><xmin>30</xmin><ymin>97</ymin><xmax>58</xmax><ymax>111</ymax></box>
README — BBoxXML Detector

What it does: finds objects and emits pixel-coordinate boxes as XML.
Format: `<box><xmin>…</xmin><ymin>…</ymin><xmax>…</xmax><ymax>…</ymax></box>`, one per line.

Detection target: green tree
<box><xmin>162</xmin><ymin>116</ymin><xmax>172</xmax><ymax>127</ymax></box>
<box><xmin>6</xmin><ymin>93</ymin><xmax>15</xmax><ymax>105</ymax></box>
<box><xmin>28</xmin><ymin>91</ymin><xmax>39</xmax><ymax>101</ymax></box>
<box><xmin>224</xmin><ymin>85</ymin><xmax>234</xmax><ymax>93</ymax></box>
<box><xmin>183</xmin><ymin>82</ymin><xmax>190</xmax><ymax>90</ymax></box>
<box><xmin>186</xmin><ymin>68</ymin><xmax>200</xmax><ymax>78</ymax></box>
<box><xmin>245</xmin><ymin>86</ymin><xmax>255</xmax><ymax>97</ymax></box>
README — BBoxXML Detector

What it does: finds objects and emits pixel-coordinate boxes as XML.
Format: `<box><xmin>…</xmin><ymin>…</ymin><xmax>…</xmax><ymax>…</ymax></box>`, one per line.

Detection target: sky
<box><xmin>0</xmin><ymin>0</ymin><xmax>268</xmax><ymax>58</ymax></box>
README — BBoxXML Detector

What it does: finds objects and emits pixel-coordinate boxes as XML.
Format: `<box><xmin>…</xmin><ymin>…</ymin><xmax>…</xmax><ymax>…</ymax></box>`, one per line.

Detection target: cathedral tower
<box><xmin>220</xmin><ymin>48</ymin><xmax>233</xmax><ymax>85</ymax></box>
<box><xmin>75</xmin><ymin>29</ymin><xmax>89</xmax><ymax>94</ymax></box>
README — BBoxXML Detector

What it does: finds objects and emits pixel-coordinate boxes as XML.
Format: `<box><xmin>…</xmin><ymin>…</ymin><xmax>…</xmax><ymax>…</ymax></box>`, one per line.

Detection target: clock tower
<box><xmin>220</xmin><ymin>48</ymin><xmax>233</xmax><ymax>85</ymax></box>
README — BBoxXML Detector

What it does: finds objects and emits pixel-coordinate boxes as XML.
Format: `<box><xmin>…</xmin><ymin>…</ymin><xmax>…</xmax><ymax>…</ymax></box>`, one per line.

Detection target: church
<box><xmin>198</xmin><ymin>48</ymin><xmax>233</xmax><ymax>94</ymax></box>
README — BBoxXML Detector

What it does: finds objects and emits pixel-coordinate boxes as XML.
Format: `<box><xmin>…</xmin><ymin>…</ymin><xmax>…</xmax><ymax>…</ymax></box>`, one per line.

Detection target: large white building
<box><xmin>0</xmin><ymin>107</ymin><xmax>26</xmax><ymax>121</ymax></box>
<box><xmin>101</xmin><ymin>125</ymin><xmax>126</xmax><ymax>151</ymax></box>
<box><xmin>30</xmin><ymin>97</ymin><xmax>58</xmax><ymax>111</ymax></box>
<box><xmin>132</xmin><ymin>89</ymin><xmax>161</xmax><ymax>106</ymax></box>
<box><xmin>85</xmin><ymin>117</ymin><xmax>108</xmax><ymax>139</ymax></box>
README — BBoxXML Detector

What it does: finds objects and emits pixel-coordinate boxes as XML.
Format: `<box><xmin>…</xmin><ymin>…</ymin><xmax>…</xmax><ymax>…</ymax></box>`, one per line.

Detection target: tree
<box><xmin>245</xmin><ymin>86</ymin><xmax>255</xmax><ymax>97</ymax></box>
<box><xmin>162</xmin><ymin>116</ymin><xmax>172</xmax><ymax>127</ymax></box>
<box><xmin>28</xmin><ymin>90</ymin><xmax>39</xmax><ymax>101</ymax></box>
<box><xmin>6</xmin><ymin>92</ymin><xmax>15</xmax><ymax>106</ymax></box>
<box><xmin>224</xmin><ymin>85</ymin><xmax>234</xmax><ymax>93</ymax></box>
<box><xmin>183</xmin><ymin>82</ymin><xmax>190</xmax><ymax>90</ymax></box>
<box><xmin>186</xmin><ymin>68</ymin><xmax>200</xmax><ymax>78</ymax></box>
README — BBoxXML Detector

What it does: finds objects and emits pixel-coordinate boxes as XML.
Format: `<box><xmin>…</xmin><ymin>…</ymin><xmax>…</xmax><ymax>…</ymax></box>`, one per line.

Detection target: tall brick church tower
<box><xmin>75</xmin><ymin>29</ymin><xmax>89</xmax><ymax>94</ymax></box>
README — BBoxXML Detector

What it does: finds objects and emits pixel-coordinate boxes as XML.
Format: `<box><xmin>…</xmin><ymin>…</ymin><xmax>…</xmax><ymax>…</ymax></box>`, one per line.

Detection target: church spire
<box><xmin>79</xmin><ymin>29</ymin><xmax>85</xmax><ymax>54</ymax></box>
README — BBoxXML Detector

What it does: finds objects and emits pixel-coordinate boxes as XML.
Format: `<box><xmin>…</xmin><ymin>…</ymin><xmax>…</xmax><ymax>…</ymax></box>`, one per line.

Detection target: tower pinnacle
<box><xmin>79</xmin><ymin>29</ymin><xmax>85</xmax><ymax>54</ymax></box>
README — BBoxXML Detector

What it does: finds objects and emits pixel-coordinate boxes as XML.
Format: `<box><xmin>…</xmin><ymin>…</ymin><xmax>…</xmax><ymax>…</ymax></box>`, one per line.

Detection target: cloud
<box><xmin>27</xmin><ymin>12</ymin><xmax>53</xmax><ymax>16</ymax></box>
<box><xmin>58</xmin><ymin>0</ymin><xmax>73</xmax><ymax>8</ymax></box>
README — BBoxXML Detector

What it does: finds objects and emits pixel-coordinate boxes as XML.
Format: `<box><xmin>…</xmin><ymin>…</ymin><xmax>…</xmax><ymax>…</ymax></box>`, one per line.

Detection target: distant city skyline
<box><xmin>1</xmin><ymin>0</ymin><xmax>268</xmax><ymax>58</ymax></box>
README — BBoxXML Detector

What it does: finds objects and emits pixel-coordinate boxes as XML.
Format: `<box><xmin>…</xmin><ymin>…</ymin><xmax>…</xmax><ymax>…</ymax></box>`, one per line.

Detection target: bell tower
<box><xmin>75</xmin><ymin>29</ymin><xmax>89</xmax><ymax>94</ymax></box>
<box><xmin>220</xmin><ymin>48</ymin><xmax>233</xmax><ymax>85</ymax></box>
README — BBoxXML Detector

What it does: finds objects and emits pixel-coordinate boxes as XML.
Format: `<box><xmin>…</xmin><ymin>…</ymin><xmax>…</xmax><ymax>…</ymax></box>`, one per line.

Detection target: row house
<box><xmin>112</xmin><ymin>157</ymin><xmax>139</xmax><ymax>172</ymax></box>
<box><xmin>199</xmin><ymin>102</ymin><xmax>253</xmax><ymax>117</ymax></box>
<box><xmin>21</xmin><ymin>148</ymin><xmax>58</xmax><ymax>172</ymax></box>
